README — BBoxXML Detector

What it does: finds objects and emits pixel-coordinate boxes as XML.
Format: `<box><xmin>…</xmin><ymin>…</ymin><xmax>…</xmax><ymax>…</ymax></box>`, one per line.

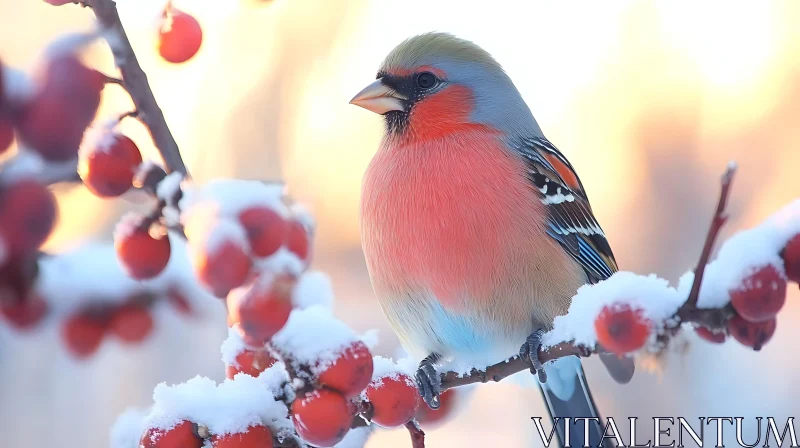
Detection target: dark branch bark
<box><xmin>405</xmin><ymin>421</ymin><xmax>425</xmax><ymax>448</ymax></box>
<box><xmin>85</xmin><ymin>0</ymin><xmax>189</xmax><ymax>177</ymax></box>
<box><xmin>439</xmin><ymin>164</ymin><xmax>738</xmax><ymax>391</ymax></box>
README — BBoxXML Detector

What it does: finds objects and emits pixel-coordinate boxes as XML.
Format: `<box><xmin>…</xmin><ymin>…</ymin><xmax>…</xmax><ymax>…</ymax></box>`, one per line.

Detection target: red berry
<box><xmin>291</xmin><ymin>389</ymin><xmax>352</xmax><ymax>447</ymax></box>
<box><xmin>0</xmin><ymin>179</ymin><xmax>57</xmax><ymax>256</ymax></box>
<box><xmin>167</xmin><ymin>287</ymin><xmax>193</xmax><ymax>316</ymax></box>
<box><xmin>727</xmin><ymin>315</ymin><xmax>776</xmax><ymax>351</ymax></box>
<box><xmin>158</xmin><ymin>9</ymin><xmax>203</xmax><ymax>64</ymax></box>
<box><xmin>0</xmin><ymin>118</ymin><xmax>12</xmax><ymax>154</ymax></box>
<box><xmin>79</xmin><ymin>133</ymin><xmax>142</xmax><ymax>198</ymax></box>
<box><xmin>782</xmin><ymin>234</ymin><xmax>800</xmax><ymax>284</ymax></box>
<box><xmin>415</xmin><ymin>388</ymin><xmax>457</xmax><ymax>428</ymax></box>
<box><xmin>594</xmin><ymin>304</ymin><xmax>651</xmax><ymax>356</ymax></box>
<box><xmin>229</xmin><ymin>276</ymin><xmax>294</xmax><ymax>346</ymax></box>
<box><xmin>0</xmin><ymin>254</ymin><xmax>40</xmax><ymax>304</ymax></box>
<box><xmin>0</xmin><ymin>296</ymin><xmax>48</xmax><ymax>330</ymax></box>
<box><xmin>287</xmin><ymin>220</ymin><xmax>310</xmax><ymax>262</ymax></box>
<box><xmin>115</xmin><ymin>220</ymin><xmax>171</xmax><ymax>280</ymax></box>
<box><xmin>17</xmin><ymin>56</ymin><xmax>104</xmax><ymax>161</ymax></box>
<box><xmin>317</xmin><ymin>341</ymin><xmax>374</xmax><ymax>398</ymax></box>
<box><xmin>364</xmin><ymin>374</ymin><xmax>420</xmax><ymax>427</ymax></box>
<box><xmin>210</xmin><ymin>424</ymin><xmax>273</xmax><ymax>448</ymax></box>
<box><xmin>140</xmin><ymin>421</ymin><xmax>203</xmax><ymax>448</ymax></box>
<box><xmin>226</xmin><ymin>348</ymin><xmax>278</xmax><ymax>379</ymax></box>
<box><xmin>194</xmin><ymin>239</ymin><xmax>251</xmax><ymax>298</ymax></box>
<box><xmin>61</xmin><ymin>312</ymin><xmax>107</xmax><ymax>358</ymax></box>
<box><xmin>110</xmin><ymin>304</ymin><xmax>153</xmax><ymax>343</ymax></box>
<box><xmin>694</xmin><ymin>326</ymin><xmax>726</xmax><ymax>344</ymax></box>
<box><xmin>239</xmin><ymin>207</ymin><xmax>287</xmax><ymax>258</ymax></box>
<box><xmin>730</xmin><ymin>265</ymin><xmax>787</xmax><ymax>322</ymax></box>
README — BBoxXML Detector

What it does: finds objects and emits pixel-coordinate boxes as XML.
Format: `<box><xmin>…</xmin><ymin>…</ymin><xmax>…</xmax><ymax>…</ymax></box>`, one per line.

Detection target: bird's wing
<box><xmin>513</xmin><ymin>136</ymin><xmax>618</xmax><ymax>284</ymax></box>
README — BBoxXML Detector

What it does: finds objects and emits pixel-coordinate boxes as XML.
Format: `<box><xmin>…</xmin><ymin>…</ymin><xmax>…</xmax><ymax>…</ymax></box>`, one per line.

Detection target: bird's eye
<box><xmin>416</xmin><ymin>72</ymin><xmax>437</xmax><ymax>89</ymax></box>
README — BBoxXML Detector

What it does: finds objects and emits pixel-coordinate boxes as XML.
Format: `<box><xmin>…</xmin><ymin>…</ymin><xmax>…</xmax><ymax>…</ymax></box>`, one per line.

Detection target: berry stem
<box><xmin>84</xmin><ymin>0</ymin><xmax>190</xmax><ymax>177</ymax></box>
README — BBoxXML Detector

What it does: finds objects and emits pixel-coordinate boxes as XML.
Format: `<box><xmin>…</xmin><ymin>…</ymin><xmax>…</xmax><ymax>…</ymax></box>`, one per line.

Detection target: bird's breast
<box><xmin>361</xmin><ymin>131</ymin><xmax>550</xmax><ymax>309</ymax></box>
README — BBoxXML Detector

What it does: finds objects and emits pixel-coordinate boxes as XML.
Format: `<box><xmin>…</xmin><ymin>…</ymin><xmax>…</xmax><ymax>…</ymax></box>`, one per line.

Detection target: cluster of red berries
<box><xmin>140</xmin><ymin>420</ymin><xmax>277</xmax><ymax>448</ymax></box>
<box><xmin>594</xmin><ymin>233</ymin><xmax>800</xmax><ymax>356</ymax></box>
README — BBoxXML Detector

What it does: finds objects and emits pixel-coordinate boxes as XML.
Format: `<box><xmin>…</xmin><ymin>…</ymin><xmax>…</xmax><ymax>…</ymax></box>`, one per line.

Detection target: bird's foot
<box><xmin>415</xmin><ymin>353</ymin><xmax>442</xmax><ymax>410</ymax></box>
<box><xmin>520</xmin><ymin>329</ymin><xmax>548</xmax><ymax>383</ymax></box>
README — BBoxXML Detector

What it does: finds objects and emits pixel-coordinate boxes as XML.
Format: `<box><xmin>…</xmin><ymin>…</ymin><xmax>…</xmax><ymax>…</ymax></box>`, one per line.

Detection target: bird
<box><xmin>351</xmin><ymin>32</ymin><xmax>634</xmax><ymax>447</ymax></box>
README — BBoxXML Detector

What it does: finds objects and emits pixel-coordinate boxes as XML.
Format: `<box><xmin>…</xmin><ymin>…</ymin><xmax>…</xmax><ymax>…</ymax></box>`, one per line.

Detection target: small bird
<box><xmin>351</xmin><ymin>32</ymin><xmax>633</xmax><ymax>447</ymax></box>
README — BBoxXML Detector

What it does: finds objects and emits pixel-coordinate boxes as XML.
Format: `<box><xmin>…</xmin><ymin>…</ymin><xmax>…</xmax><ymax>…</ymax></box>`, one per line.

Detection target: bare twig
<box><xmin>683</xmin><ymin>163</ymin><xmax>737</xmax><ymax>309</ymax></box>
<box><xmin>439</xmin><ymin>164</ymin><xmax>739</xmax><ymax>391</ymax></box>
<box><xmin>405</xmin><ymin>421</ymin><xmax>426</xmax><ymax>448</ymax></box>
<box><xmin>85</xmin><ymin>0</ymin><xmax>190</xmax><ymax>177</ymax></box>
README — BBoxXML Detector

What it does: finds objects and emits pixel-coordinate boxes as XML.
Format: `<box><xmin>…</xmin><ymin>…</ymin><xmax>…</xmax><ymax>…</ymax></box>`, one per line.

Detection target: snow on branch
<box><xmin>440</xmin><ymin>164</ymin><xmax>800</xmax><ymax>391</ymax></box>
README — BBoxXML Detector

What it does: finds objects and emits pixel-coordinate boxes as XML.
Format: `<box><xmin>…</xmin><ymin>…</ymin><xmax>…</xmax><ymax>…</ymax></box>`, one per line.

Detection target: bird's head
<box><xmin>350</xmin><ymin>32</ymin><xmax>541</xmax><ymax>139</ymax></box>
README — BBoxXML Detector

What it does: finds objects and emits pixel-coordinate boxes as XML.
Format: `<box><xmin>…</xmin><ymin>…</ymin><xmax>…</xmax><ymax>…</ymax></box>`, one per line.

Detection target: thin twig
<box><xmin>439</xmin><ymin>164</ymin><xmax>739</xmax><ymax>391</ymax></box>
<box><xmin>85</xmin><ymin>0</ymin><xmax>190</xmax><ymax>177</ymax></box>
<box><xmin>405</xmin><ymin>421</ymin><xmax>426</xmax><ymax>448</ymax></box>
<box><xmin>683</xmin><ymin>163</ymin><xmax>737</xmax><ymax>308</ymax></box>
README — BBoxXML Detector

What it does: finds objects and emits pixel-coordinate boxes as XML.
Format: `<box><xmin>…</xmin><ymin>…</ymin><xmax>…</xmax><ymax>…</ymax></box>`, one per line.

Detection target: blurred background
<box><xmin>1</xmin><ymin>0</ymin><xmax>799</xmax><ymax>447</ymax></box>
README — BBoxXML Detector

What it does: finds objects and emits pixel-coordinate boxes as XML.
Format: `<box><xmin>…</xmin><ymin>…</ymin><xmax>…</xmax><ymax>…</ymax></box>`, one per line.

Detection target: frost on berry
<box><xmin>114</xmin><ymin>214</ymin><xmax>171</xmax><ymax>280</ymax></box>
<box><xmin>363</xmin><ymin>357</ymin><xmax>419</xmax><ymax>427</ymax></box>
<box><xmin>139</xmin><ymin>420</ymin><xmax>202</xmax><ymax>448</ymax></box>
<box><xmin>221</xmin><ymin>328</ymin><xmax>277</xmax><ymax>379</ymax></box>
<box><xmin>316</xmin><ymin>340</ymin><xmax>374</xmax><ymax>398</ymax></box>
<box><xmin>594</xmin><ymin>304</ymin><xmax>651</xmax><ymax>356</ymax></box>
<box><xmin>728</xmin><ymin>315</ymin><xmax>776</xmax><ymax>351</ymax></box>
<box><xmin>17</xmin><ymin>55</ymin><xmax>104</xmax><ymax>161</ymax></box>
<box><xmin>159</xmin><ymin>9</ymin><xmax>203</xmax><ymax>64</ymax></box>
<box><xmin>79</xmin><ymin>127</ymin><xmax>143</xmax><ymax>198</ymax></box>
<box><xmin>0</xmin><ymin>178</ymin><xmax>58</xmax><ymax>256</ymax></box>
<box><xmin>227</xmin><ymin>275</ymin><xmax>294</xmax><ymax>346</ymax></box>
<box><xmin>291</xmin><ymin>389</ymin><xmax>351</xmax><ymax>447</ymax></box>
<box><xmin>729</xmin><ymin>264</ymin><xmax>787</xmax><ymax>322</ymax></box>
<box><xmin>782</xmin><ymin>234</ymin><xmax>800</xmax><ymax>284</ymax></box>
<box><xmin>209</xmin><ymin>424</ymin><xmax>274</xmax><ymax>448</ymax></box>
<box><xmin>271</xmin><ymin>306</ymin><xmax>370</xmax><ymax>390</ymax></box>
<box><xmin>694</xmin><ymin>326</ymin><xmax>726</xmax><ymax>344</ymax></box>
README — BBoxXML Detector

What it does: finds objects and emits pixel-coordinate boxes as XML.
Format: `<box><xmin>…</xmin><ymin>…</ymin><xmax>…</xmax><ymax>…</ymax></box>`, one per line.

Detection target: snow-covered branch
<box><xmin>440</xmin><ymin>164</ymin><xmax>799</xmax><ymax>391</ymax></box>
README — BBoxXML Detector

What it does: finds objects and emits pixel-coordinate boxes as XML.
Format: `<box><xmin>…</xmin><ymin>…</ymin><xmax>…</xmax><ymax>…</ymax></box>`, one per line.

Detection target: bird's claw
<box><xmin>520</xmin><ymin>329</ymin><xmax>547</xmax><ymax>383</ymax></box>
<box><xmin>415</xmin><ymin>356</ymin><xmax>442</xmax><ymax>410</ymax></box>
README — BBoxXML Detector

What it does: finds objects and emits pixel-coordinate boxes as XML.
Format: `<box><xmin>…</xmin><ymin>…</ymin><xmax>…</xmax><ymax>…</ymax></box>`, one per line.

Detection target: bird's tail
<box><xmin>537</xmin><ymin>357</ymin><xmax>610</xmax><ymax>448</ymax></box>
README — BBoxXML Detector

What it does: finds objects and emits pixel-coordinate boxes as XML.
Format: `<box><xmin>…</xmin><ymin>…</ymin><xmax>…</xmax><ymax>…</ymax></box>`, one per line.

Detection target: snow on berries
<box><xmin>221</xmin><ymin>328</ymin><xmax>278</xmax><ymax>379</ymax></box>
<box><xmin>158</xmin><ymin>8</ymin><xmax>203</xmax><ymax>64</ymax></box>
<box><xmin>693</xmin><ymin>326</ymin><xmax>726</xmax><ymax>344</ymax></box>
<box><xmin>79</xmin><ymin>126</ymin><xmax>143</xmax><ymax>198</ymax></box>
<box><xmin>139</xmin><ymin>420</ymin><xmax>203</xmax><ymax>448</ymax></box>
<box><xmin>594</xmin><ymin>304</ymin><xmax>652</xmax><ymax>356</ymax></box>
<box><xmin>291</xmin><ymin>389</ymin><xmax>353</xmax><ymax>447</ymax></box>
<box><xmin>362</xmin><ymin>356</ymin><xmax>419</xmax><ymax>427</ymax></box>
<box><xmin>227</xmin><ymin>275</ymin><xmax>295</xmax><ymax>346</ymax></box>
<box><xmin>729</xmin><ymin>264</ymin><xmax>787</xmax><ymax>323</ymax></box>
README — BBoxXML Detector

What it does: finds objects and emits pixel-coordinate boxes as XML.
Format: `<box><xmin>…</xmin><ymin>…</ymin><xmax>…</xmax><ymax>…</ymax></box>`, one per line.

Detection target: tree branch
<box><xmin>439</xmin><ymin>164</ymin><xmax>738</xmax><ymax>391</ymax></box>
<box><xmin>85</xmin><ymin>0</ymin><xmax>190</xmax><ymax>177</ymax></box>
<box><xmin>405</xmin><ymin>421</ymin><xmax>425</xmax><ymax>448</ymax></box>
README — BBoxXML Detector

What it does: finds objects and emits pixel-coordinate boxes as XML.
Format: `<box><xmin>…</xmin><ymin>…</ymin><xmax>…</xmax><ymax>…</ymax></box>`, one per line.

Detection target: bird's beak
<box><xmin>349</xmin><ymin>78</ymin><xmax>406</xmax><ymax>114</ymax></box>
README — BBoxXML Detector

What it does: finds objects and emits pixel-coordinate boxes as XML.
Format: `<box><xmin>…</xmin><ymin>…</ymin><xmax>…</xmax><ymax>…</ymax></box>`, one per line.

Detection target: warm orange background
<box><xmin>1</xmin><ymin>1</ymin><xmax>799</xmax><ymax>447</ymax></box>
